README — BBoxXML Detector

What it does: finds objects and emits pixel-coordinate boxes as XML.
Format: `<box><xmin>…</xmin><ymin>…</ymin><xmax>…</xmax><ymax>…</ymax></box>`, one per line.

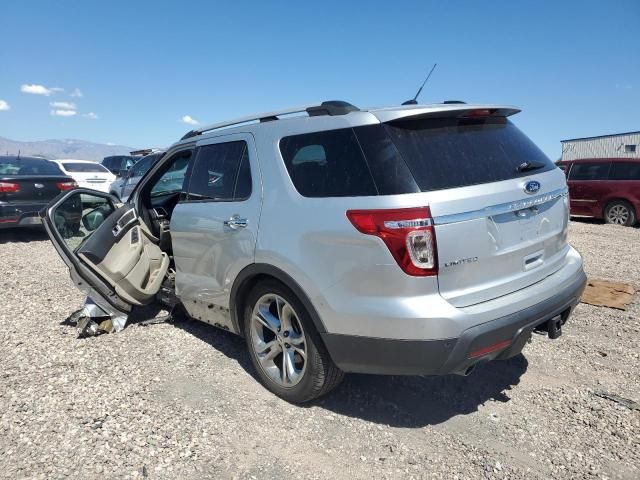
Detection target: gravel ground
<box><xmin>0</xmin><ymin>220</ymin><xmax>638</xmax><ymax>479</ymax></box>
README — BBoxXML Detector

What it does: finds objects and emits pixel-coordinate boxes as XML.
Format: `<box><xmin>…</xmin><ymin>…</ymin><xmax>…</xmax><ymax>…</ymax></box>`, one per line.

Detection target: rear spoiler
<box><xmin>372</xmin><ymin>105</ymin><xmax>521</xmax><ymax>124</ymax></box>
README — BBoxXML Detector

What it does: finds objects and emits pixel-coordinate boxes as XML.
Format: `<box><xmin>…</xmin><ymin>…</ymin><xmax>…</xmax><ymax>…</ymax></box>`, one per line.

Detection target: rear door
<box><xmin>170</xmin><ymin>133</ymin><xmax>261</xmax><ymax>330</ymax></box>
<box><xmin>380</xmin><ymin>113</ymin><xmax>570</xmax><ymax>307</ymax></box>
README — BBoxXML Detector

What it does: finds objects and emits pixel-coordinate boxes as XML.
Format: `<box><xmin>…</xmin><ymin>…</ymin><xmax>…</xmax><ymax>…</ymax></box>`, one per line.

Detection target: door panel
<box><xmin>43</xmin><ymin>189</ymin><xmax>169</xmax><ymax>321</ymax></box>
<box><xmin>170</xmin><ymin>133</ymin><xmax>262</xmax><ymax>332</ymax></box>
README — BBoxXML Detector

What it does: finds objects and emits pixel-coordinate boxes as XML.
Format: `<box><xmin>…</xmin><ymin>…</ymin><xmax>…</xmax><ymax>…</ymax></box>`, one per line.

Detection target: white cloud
<box><xmin>21</xmin><ymin>84</ymin><xmax>63</xmax><ymax>96</ymax></box>
<box><xmin>0</xmin><ymin>100</ymin><xmax>9</xmax><ymax>111</ymax></box>
<box><xmin>83</xmin><ymin>112</ymin><xmax>98</xmax><ymax>119</ymax></box>
<box><xmin>181</xmin><ymin>115</ymin><xmax>200</xmax><ymax>126</ymax></box>
<box><xmin>50</xmin><ymin>101</ymin><xmax>76</xmax><ymax>110</ymax></box>
<box><xmin>50</xmin><ymin>109</ymin><xmax>77</xmax><ymax>117</ymax></box>
<box><xmin>70</xmin><ymin>88</ymin><xmax>83</xmax><ymax>98</ymax></box>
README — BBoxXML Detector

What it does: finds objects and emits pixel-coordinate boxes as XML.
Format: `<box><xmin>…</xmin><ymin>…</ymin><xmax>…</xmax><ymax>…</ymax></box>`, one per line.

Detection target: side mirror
<box><xmin>82</xmin><ymin>204</ymin><xmax>112</xmax><ymax>231</ymax></box>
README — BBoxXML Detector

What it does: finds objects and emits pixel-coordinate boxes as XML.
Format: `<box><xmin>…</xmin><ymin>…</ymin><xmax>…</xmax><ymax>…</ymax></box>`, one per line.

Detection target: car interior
<box><xmin>51</xmin><ymin>149</ymin><xmax>193</xmax><ymax>306</ymax></box>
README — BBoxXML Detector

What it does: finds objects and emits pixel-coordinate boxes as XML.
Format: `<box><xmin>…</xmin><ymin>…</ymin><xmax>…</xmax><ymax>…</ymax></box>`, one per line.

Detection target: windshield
<box><xmin>150</xmin><ymin>155</ymin><xmax>190</xmax><ymax>197</ymax></box>
<box><xmin>0</xmin><ymin>158</ymin><xmax>64</xmax><ymax>176</ymax></box>
<box><xmin>384</xmin><ymin>117</ymin><xmax>555</xmax><ymax>192</ymax></box>
<box><xmin>62</xmin><ymin>162</ymin><xmax>110</xmax><ymax>173</ymax></box>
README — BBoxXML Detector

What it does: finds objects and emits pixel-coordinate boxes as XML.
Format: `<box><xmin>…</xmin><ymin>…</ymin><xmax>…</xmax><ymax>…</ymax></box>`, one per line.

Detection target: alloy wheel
<box><xmin>607</xmin><ymin>205</ymin><xmax>630</xmax><ymax>225</ymax></box>
<box><xmin>250</xmin><ymin>294</ymin><xmax>307</xmax><ymax>387</ymax></box>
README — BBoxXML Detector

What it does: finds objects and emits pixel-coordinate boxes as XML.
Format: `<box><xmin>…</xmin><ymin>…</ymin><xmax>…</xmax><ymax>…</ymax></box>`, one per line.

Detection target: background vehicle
<box><xmin>101</xmin><ymin>155</ymin><xmax>139</xmax><ymax>176</ymax></box>
<box><xmin>43</xmin><ymin>101</ymin><xmax>586</xmax><ymax>403</ymax></box>
<box><xmin>560</xmin><ymin>158</ymin><xmax>640</xmax><ymax>226</ymax></box>
<box><xmin>1</xmin><ymin>155</ymin><xmax>77</xmax><ymax>228</ymax></box>
<box><xmin>53</xmin><ymin>159</ymin><xmax>116</xmax><ymax>194</ymax></box>
<box><xmin>109</xmin><ymin>151</ymin><xmax>164</xmax><ymax>200</ymax></box>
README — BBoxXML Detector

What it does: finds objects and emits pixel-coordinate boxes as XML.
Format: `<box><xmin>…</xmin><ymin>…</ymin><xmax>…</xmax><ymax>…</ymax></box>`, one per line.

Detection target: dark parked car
<box><xmin>0</xmin><ymin>155</ymin><xmax>79</xmax><ymax>229</ymax></box>
<box><xmin>560</xmin><ymin>158</ymin><xmax>640</xmax><ymax>226</ymax></box>
<box><xmin>101</xmin><ymin>155</ymin><xmax>139</xmax><ymax>176</ymax></box>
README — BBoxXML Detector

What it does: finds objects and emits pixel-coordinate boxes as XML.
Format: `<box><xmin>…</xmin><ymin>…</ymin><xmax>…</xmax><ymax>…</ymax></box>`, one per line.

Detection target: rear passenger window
<box><xmin>280</xmin><ymin>129</ymin><xmax>377</xmax><ymax>197</ymax></box>
<box><xmin>568</xmin><ymin>162</ymin><xmax>611</xmax><ymax>181</ymax></box>
<box><xmin>188</xmin><ymin>141</ymin><xmax>252</xmax><ymax>201</ymax></box>
<box><xmin>609</xmin><ymin>162</ymin><xmax>640</xmax><ymax>180</ymax></box>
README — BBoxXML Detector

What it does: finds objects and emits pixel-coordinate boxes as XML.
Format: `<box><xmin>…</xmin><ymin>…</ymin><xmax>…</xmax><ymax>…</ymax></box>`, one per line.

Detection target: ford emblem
<box><xmin>524</xmin><ymin>180</ymin><xmax>541</xmax><ymax>195</ymax></box>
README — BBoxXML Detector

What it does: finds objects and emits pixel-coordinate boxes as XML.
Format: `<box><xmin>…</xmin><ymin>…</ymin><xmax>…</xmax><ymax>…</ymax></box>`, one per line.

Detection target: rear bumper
<box><xmin>322</xmin><ymin>265</ymin><xmax>587</xmax><ymax>375</ymax></box>
<box><xmin>0</xmin><ymin>203</ymin><xmax>47</xmax><ymax>228</ymax></box>
<box><xmin>78</xmin><ymin>183</ymin><xmax>111</xmax><ymax>193</ymax></box>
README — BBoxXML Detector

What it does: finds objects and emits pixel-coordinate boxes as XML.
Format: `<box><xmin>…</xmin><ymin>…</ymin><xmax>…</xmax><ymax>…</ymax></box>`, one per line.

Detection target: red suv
<box><xmin>560</xmin><ymin>158</ymin><xmax>640</xmax><ymax>226</ymax></box>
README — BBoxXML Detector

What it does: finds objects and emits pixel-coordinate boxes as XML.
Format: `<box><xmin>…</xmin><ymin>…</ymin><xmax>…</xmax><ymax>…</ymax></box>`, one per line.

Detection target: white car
<box><xmin>53</xmin><ymin>160</ymin><xmax>116</xmax><ymax>194</ymax></box>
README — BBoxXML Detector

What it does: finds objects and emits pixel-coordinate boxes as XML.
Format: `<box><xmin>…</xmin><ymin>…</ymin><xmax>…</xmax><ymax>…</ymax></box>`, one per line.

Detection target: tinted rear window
<box><xmin>610</xmin><ymin>162</ymin><xmax>640</xmax><ymax>180</ymax></box>
<box><xmin>0</xmin><ymin>158</ymin><xmax>63</xmax><ymax>175</ymax></box>
<box><xmin>383</xmin><ymin>117</ymin><xmax>555</xmax><ymax>192</ymax></box>
<box><xmin>280</xmin><ymin>129</ymin><xmax>377</xmax><ymax>197</ymax></box>
<box><xmin>279</xmin><ymin>117</ymin><xmax>554</xmax><ymax>197</ymax></box>
<box><xmin>62</xmin><ymin>162</ymin><xmax>109</xmax><ymax>173</ymax></box>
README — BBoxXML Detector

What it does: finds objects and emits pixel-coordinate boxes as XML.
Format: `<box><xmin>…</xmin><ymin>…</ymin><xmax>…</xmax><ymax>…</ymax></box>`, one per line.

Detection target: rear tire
<box><xmin>604</xmin><ymin>201</ymin><xmax>636</xmax><ymax>226</ymax></box>
<box><xmin>243</xmin><ymin>280</ymin><xmax>344</xmax><ymax>403</ymax></box>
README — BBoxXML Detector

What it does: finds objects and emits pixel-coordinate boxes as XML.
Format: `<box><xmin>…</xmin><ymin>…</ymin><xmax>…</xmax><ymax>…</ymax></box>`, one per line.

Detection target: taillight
<box><xmin>0</xmin><ymin>181</ymin><xmax>20</xmax><ymax>193</ymax></box>
<box><xmin>57</xmin><ymin>181</ymin><xmax>77</xmax><ymax>191</ymax></box>
<box><xmin>460</xmin><ymin>108</ymin><xmax>496</xmax><ymax>118</ymax></box>
<box><xmin>346</xmin><ymin>207</ymin><xmax>438</xmax><ymax>276</ymax></box>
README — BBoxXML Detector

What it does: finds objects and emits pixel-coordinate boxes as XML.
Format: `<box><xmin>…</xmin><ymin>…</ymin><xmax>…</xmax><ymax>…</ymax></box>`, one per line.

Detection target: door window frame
<box><xmin>130</xmin><ymin>145</ymin><xmax>196</xmax><ymax>208</ymax></box>
<box><xmin>183</xmin><ymin>132</ymin><xmax>259</xmax><ymax>204</ymax></box>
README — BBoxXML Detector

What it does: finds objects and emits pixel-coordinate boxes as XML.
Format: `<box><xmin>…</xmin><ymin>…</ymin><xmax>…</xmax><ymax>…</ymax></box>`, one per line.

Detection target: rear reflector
<box><xmin>468</xmin><ymin>339</ymin><xmax>512</xmax><ymax>359</ymax></box>
<box><xmin>57</xmin><ymin>181</ymin><xmax>78</xmax><ymax>191</ymax></box>
<box><xmin>0</xmin><ymin>181</ymin><xmax>20</xmax><ymax>193</ymax></box>
<box><xmin>346</xmin><ymin>207</ymin><xmax>437</xmax><ymax>276</ymax></box>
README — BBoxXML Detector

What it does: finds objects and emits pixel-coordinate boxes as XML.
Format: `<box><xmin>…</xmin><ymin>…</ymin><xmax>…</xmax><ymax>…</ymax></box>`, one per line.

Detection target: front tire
<box><xmin>243</xmin><ymin>280</ymin><xmax>344</xmax><ymax>403</ymax></box>
<box><xmin>604</xmin><ymin>201</ymin><xmax>636</xmax><ymax>226</ymax></box>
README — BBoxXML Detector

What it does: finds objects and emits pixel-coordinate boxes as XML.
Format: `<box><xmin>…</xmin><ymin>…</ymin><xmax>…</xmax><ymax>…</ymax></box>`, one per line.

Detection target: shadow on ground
<box><xmin>58</xmin><ymin>302</ymin><xmax>528</xmax><ymax>427</ymax></box>
<box><xmin>161</xmin><ymin>314</ymin><xmax>529</xmax><ymax>428</ymax></box>
<box><xmin>0</xmin><ymin>226</ymin><xmax>49</xmax><ymax>244</ymax></box>
<box><xmin>317</xmin><ymin>355</ymin><xmax>528</xmax><ymax>427</ymax></box>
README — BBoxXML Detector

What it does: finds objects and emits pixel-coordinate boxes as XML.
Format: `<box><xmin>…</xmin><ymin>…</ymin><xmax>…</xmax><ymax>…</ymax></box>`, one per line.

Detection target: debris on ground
<box><xmin>581</xmin><ymin>278</ymin><xmax>636</xmax><ymax>310</ymax></box>
<box><xmin>593</xmin><ymin>390</ymin><xmax>640</xmax><ymax>411</ymax></box>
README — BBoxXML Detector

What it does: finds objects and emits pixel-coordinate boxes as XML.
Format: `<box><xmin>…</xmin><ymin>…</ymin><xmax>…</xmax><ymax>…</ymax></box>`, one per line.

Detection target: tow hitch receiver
<box><xmin>535</xmin><ymin>315</ymin><xmax>563</xmax><ymax>339</ymax></box>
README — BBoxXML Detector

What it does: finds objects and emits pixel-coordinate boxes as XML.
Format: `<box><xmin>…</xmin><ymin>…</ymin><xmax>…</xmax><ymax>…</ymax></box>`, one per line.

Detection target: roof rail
<box><xmin>181</xmin><ymin>100</ymin><xmax>359</xmax><ymax>140</ymax></box>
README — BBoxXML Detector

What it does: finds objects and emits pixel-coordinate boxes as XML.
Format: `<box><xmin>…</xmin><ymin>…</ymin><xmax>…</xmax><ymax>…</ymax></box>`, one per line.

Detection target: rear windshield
<box><xmin>62</xmin><ymin>162</ymin><xmax>109</xmax><ymax>173</ymax></box>
<box><xmin>279</xmin><ymin>117</ymin><xmax>554</xmax><ymax>197</ymax></box>
<box><xmin>383</xmin><ymin>116</ymin><xmax>555</xmax><ymax>192</ymax></box>
<box><xmin>0</xmin><ymin>158</ymin><xmax>63</xmax><ymax>176</ymax></box>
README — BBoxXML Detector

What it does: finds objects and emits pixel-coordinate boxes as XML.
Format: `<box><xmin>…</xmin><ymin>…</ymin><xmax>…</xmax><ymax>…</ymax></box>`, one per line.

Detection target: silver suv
<box><xmin>43</xmin><ymin>101</ymin><xmax>587</xmax><ymax>403</ymax></box>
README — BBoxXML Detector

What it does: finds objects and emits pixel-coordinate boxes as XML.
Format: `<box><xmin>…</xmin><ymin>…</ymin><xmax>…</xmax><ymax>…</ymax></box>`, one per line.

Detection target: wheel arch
<box><xmin>603</xmin><ymin>197</ymin><xmax>637</xmax><ymax>217</ymax></box>
<box><xmin>230</xmin><ymin>263</ymin><xmax>328</xmax><ymax>338</ymax></box>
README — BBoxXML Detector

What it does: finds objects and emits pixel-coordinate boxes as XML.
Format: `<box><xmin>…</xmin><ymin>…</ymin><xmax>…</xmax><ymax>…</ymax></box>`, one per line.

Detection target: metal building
<box><xmin>561</xmin><ymin>131</ymin><xmax>640</xmax><ymax>161</ymax></box>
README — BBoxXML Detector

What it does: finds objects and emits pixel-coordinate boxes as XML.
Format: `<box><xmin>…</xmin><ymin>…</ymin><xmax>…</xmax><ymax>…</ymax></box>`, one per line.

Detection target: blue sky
<box><xmin>0</xmin><ymin>0</ymin><xmax>638</xmax><ymax>159</ymax></box>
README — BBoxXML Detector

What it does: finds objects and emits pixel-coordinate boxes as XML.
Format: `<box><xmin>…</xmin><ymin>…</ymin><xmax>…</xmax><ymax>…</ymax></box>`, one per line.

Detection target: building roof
<box><xmin>561</xmin><ymin>131</ymin><xmax>640</xmax><ymax>143</ymax></box>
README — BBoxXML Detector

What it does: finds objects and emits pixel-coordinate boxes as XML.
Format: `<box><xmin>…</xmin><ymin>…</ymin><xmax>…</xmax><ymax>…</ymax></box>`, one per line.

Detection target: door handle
<box><xmin>224</xmin><ymin>215</ymin><xmax>248</xmax><ymax>229</ymax></box>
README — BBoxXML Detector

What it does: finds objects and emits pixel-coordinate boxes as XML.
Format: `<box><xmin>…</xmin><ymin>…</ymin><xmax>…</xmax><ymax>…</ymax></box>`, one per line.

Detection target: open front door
<box><xmin>42</xmin><ymin>188</ymin><xmax>170</xmax><ymax>330</ymax></box>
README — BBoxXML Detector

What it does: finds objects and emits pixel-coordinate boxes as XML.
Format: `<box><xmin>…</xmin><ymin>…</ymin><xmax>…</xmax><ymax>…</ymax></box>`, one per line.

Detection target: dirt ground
<box><xmin>0</xmin><ymin>220</ymin><xmax>638</xmax><ymax>479</ymax></box>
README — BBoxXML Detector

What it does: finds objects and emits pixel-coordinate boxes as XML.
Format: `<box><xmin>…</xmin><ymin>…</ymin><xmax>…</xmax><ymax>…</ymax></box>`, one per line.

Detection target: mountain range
<box><xmin>0</xmin><ymin>136</ymin><xmax>136</xmax><ymax>162</ymax></box>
